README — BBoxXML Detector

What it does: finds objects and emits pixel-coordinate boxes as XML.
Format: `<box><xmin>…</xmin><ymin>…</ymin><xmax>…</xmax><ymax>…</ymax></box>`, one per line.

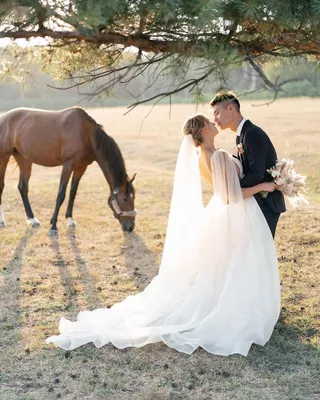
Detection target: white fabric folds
<box><xmin>46</xmin><ymin>136</ymin><xmax>280</xmax><ymax>356</ymax></box>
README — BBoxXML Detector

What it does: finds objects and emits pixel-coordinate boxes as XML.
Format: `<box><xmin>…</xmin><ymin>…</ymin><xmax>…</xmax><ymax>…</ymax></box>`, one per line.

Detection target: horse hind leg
<box><xmin>14</xmin><ymin>152</ymin><xmax>40</xmax><ymax>228</ymax></box>
<box><xmin>0</xmin><ymin>155</ymin><xmax>11</xmax><ymax>228</ymax></box>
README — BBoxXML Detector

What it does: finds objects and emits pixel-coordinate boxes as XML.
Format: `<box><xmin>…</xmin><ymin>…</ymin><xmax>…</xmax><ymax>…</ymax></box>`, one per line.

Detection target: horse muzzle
<box><xmin>121</xmin><ymin>219</ymin><xmax>135</xmax><ymax>232</ymax></box>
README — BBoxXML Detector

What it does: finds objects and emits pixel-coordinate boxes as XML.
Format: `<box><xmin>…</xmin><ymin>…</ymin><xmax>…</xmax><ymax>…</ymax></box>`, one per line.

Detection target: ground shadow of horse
<box><xmin>49</xmin><ymin>231</ymin><xmax>103</xmax><ymax>311</ymax></box>
<box><xmin>121</xmin><ymin>231</ymin><xmax>160</xmax><ymax>292</ymax></box>
<box><xmin>1</xmin><ymin>228</ymin><xmax>37</xmax><ymax>347</ymax></box>
<box><xmin>67</xmin><ymin>229</ymin><xmax>104</xmax><ymax>309</ymax></box>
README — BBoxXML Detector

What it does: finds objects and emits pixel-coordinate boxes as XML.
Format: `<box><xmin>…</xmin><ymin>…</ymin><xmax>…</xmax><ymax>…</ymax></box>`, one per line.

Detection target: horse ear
<box><xmin>130</xmin><ymin>173</ymin><xmax>137</xmax><ymax>183</ymax></box>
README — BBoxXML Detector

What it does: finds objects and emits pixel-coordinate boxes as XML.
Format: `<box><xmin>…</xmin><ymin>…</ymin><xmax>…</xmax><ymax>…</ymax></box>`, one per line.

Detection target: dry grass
<box><xmin>0</xmin><ymin>98</ymin><xmax>319</xmax><ymax>400</ymax></box>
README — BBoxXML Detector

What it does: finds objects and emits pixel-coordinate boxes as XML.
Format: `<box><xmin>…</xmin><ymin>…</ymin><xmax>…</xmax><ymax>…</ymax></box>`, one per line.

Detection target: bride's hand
<box><xmin>260</xmin><ymin>182</ymin><xmax>277</xmax><ymax>192</ymax></box>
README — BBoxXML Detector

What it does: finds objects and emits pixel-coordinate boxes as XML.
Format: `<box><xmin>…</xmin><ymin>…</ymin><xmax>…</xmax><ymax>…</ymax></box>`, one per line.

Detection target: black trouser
<box><xmin>254</xmin><ymin>195</ymin><xmax>281</xmax><ymax>238</ymax></box>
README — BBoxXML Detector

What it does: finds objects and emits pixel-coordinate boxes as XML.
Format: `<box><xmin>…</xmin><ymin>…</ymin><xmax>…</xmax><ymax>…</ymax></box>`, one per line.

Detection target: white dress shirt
<box><xmin>236</xmin><ymin>118</ymin><xmax>248</xmax><ymax>136</ymax></box>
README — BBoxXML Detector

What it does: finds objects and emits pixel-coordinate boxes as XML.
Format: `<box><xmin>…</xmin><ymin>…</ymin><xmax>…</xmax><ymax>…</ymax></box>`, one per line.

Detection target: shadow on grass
<box><xmin>67</xmin><ymin>228</ymin><xmax>103</xmax><ymax>309</ymax></box>
<box><xmin>248</xmin><ymin>310</ymin><xmax>320</xmax><ymax>373</ymax></box>
<box><xmin>0</xmin><ymin>228</ymin><xmax>37</xmax><ymax>346</ymax></box>
<box><xmin>49</xmin><ymin>235</ymin><xmax>77</xmax><ymax>312</ymax></box>
<box><xmin>122</xmin><ymin>231</ymin><xmax>160</xmax><ymax>290</ymax></box>
<box><xmin>49</xmin><ymin>232</ymin><xmax>103</xmax><ymax>312</ymax></box>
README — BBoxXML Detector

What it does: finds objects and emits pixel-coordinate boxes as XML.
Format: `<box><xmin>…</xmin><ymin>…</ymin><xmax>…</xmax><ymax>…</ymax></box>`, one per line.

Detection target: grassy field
<box><xmin>0</xmin><ymin>98</ymin><xmax>319</xmax><ymax>400</ymax></box>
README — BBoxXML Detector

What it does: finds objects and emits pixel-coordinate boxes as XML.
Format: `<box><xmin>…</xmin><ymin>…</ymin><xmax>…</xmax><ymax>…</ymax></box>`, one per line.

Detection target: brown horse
<box><xmin>0</xmin><ymin>107</ymin><xmax>137</xmax><ymax>235</ymax></box>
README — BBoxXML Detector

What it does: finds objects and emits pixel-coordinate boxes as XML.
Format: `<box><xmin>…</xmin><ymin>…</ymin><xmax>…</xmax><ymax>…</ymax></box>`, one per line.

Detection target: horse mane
<box><xmin>79</xmin><ymin>108</ymin><xmax>128</xmax><ymax>187</ymax></box>
<box><xmin>77</xmin><ymin>107</ymin><xmax>103</xmax><ymax>128</ymax></box>
<box><xmin>95</xmin><ymin>127</ymin><xmax>128</xmax><ymax>186</ymax></box>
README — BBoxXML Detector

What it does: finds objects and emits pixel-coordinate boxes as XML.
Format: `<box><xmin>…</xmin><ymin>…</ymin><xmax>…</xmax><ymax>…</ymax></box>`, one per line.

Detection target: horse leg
<box><xmin>65</xmin><ymin>165</ymin><xmax>87</xmax><ymax>227</ymax></box>
<box><xmin>49</xmin><ymin>162</ymin><xmax>73</xmax><ymax>236</ymax></box>
<box><xmin>14</xmin><ymin>153</ymin><xmax>40</xmax><ymax>228</ymax></box>
<box><xmin>0</xmin><ymin>155</ymin><xmax>10</xmax><ymax>228</ymax></box>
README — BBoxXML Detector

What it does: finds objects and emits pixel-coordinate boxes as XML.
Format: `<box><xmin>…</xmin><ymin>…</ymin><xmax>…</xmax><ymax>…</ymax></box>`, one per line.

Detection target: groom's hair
<box><xmin>210</xmin><ymin>90</ymin><xmax>240</xmax><ymax>112</ymax></box>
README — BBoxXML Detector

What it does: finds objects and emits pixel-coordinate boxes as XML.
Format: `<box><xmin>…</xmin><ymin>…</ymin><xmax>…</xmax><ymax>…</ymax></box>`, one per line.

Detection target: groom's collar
<box><xmin>236</xmin><ymin>118</ymin><xmax>248</xmax><ymax>136</ymax></box>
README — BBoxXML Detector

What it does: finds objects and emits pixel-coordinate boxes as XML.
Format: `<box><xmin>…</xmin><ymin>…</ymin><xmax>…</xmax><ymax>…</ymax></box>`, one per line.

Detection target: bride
<box><xmin>46</xmin><ymin>114</ymin><xmax>280</xmax><ymax>356</ymax></box>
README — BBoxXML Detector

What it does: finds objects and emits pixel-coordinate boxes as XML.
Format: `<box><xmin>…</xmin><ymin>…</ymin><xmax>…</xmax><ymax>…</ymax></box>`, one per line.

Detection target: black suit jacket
<box><xmin>238</xmin><ymin>120</ymin><xmax>286</xmax><ymax>214</ymax></box>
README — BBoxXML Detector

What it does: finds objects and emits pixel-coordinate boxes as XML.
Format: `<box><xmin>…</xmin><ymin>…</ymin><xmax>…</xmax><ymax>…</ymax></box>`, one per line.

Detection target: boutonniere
<box><xmin>237</xmin><ymin>143</ymin><xmax>244</xmax><ymax>155</ymax></box>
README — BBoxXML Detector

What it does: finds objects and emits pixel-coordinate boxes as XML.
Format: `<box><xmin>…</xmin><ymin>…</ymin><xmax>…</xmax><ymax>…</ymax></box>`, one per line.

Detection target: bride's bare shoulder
<box><xmin>199</xmin><ymin>149</ymin><xmax>215</xmax><ymax>171</ymax></box>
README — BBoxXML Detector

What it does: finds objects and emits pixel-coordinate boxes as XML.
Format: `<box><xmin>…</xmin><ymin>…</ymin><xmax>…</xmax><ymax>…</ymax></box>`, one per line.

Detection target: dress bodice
<box><xmin>199</xmin><ymin>151</ymin><xmax>244</xmax><ymax>190</ymax></box>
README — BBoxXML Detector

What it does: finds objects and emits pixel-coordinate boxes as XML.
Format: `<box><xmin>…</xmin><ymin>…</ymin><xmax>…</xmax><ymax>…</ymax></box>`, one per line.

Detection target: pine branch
<box><xmin>125</xmin><ymin>65</ymin><xmax>216</xmax><ymax>113</ymax></box>
<box><xmin>1</xmin><ymin>28</ymin><xmax>319</xmax><ymax>57</ymax></box>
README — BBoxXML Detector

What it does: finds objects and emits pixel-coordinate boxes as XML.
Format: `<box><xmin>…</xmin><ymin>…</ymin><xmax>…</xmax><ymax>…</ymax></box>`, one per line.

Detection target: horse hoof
<box><xmin>48</xmin><ymin>229</ymin><xmax>58</xmax><ymax>237</ymax></box>
<box><xmin>27</xmin><ymin>218</ymin><xmax>41</xmax><ymax>228</ymax></box>
<box><xmin>0</xmin><ymin>221</ymin><xmax>6</xmax><ymax>228</ymax></box>
<box><xmin>66</xmin><ymin>218</ymin><xmax>77</xmax><ymax>227</ymax></box>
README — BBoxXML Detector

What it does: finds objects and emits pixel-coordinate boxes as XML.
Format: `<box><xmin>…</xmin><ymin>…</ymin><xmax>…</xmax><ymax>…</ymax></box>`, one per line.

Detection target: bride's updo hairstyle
<box><xmin>182</xmin><ymin>114</ymin><xmax>206</xmax><ymax>147</ymax></box>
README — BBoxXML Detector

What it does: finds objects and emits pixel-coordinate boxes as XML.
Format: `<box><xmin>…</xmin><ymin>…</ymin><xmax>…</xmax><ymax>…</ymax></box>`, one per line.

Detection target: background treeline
<box><xmin>0</xmin><ymin>49</ymin><xmax>319</xmax><ymax>111</ymax></box>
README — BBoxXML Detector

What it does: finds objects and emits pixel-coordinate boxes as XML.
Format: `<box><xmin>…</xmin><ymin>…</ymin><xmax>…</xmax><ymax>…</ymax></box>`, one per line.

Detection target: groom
<box><xmin>210</xmin><ymin>90</ymin><xmax>286</xmax><ymax>237</ymax></box>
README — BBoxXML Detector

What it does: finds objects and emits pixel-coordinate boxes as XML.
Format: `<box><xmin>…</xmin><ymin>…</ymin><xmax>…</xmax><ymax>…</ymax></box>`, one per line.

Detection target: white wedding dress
<box><xmin>46</xmin><ymin>136</ymin><xmax>280</xmax><ymax>356</ymax></box>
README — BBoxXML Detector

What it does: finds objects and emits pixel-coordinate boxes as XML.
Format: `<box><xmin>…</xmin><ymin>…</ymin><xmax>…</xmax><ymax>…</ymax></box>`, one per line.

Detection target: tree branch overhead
<box><xmin>0</xmin><ymin>0</ymin><xmax>319</xmax><ymax>107</ymax></box>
